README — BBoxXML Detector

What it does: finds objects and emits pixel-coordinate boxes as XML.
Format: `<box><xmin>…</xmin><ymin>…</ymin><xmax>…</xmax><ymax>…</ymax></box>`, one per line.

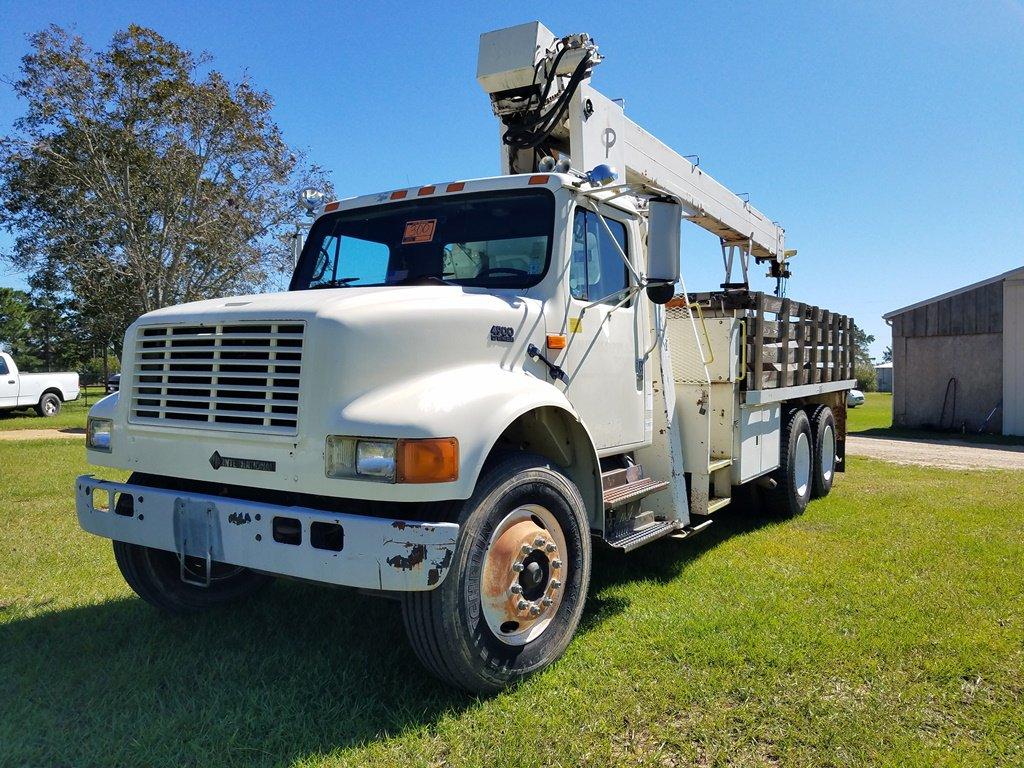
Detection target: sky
<box><xmin>1</xmin><ymin>0</ymin><xmax>1022</xmax><ymax>358</ymax></box>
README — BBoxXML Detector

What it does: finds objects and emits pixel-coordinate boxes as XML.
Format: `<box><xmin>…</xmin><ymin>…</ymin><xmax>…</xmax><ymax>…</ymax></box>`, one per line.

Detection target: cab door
<box><xmin>558</xmin><ymin>205</ymin><xmax>646</xmax><ymax>451</ymax></box>
<box><xmin>0</xmin><ymin>355</ymin><xmax>18</xmax><ymax>408</ymax></box>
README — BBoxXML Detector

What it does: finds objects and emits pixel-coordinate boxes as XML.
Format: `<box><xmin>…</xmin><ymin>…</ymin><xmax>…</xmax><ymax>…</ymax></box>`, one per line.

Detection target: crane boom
<box><xmin>478</xmin><ymin>22</ymin><xmax>789</xmax><ymax>277</ymax></box>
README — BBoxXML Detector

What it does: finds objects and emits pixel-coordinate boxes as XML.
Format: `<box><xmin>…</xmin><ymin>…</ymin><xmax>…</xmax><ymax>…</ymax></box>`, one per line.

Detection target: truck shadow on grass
<box><xmin>0</xmin><ymin>504</ymin><xmax>776</xmax><ymax>766</ymax></box>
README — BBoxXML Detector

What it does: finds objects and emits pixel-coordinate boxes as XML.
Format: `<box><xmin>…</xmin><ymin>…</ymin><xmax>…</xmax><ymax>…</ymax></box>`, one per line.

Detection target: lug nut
<box><xmin>510</xmin><ymin>584</ymin><xmax>523</xmax><ymax>595</ymax></box>
<box><xmin>517</xmin><ymin>599</ymin><xmax>529</xmax><ymax>611</ymax></box>
<box><xmin>529</xmin><ymin>604</ymin><xmax>541</xmax><ymax>616</ymax></box>
<box><xmin>550</xmin><ymin>579</ymin><xmax>562</xmax><ymax>590</ymax></box>
<box><xmin>512</xmin><ymin>562</ymin><xmax>525</xmax><ymax>572</ymax></box>
<box><xmin>521</xmin><ymin>544</ymin><xmax>532</xmax><ymax>555</ymax></box>
<box><xmin>551</xmin><ymin>559</ymin><xmax>562</xmax><ymax>569</ymax></box>
<box><xmin>534</xmin><ymin>536</ymin><xmax>546</xmax><ymax>547</ymax></box>
<box><xmin>545</xmin><ymin>543</ymin><xmax>557</xmax><ymax>553</ymax></box>
<box><xmin>542</xmin><ymin>596</ymin><xmax>553</xmax><ymax>606</ymax></box>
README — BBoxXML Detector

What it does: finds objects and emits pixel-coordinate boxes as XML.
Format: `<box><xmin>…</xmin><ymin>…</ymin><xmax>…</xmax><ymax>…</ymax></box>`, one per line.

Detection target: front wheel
<box><xmin>401</xmin><ymin>452</ymin><xmax>592</xmax><ymax>694</ymax></box>
<box><xmin>113</xmin><ymin>541</ymin><xmax>272</xmax><ymax>614</ymax></box>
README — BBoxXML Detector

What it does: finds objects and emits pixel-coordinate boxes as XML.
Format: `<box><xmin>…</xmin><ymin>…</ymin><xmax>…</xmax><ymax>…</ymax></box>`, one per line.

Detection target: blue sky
<box><xmin>2</xmin><ymin>0</ymin><xmax>1022</xmax><ymax>358</ymax></box>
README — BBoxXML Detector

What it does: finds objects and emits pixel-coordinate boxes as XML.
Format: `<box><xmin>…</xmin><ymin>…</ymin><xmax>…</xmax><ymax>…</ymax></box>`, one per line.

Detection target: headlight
<box><xmin>356</xmin><ymin>440</ymin><xmax>397</xmax><ymax>480</ymax></box>
<box><xmin>325</xmin><ymin>436</ymin><xmax>458</xmax><ymax>483</ymax></box>
<box><xmin>87</xmin><ymin>417</ymin><xmax>112</xmax><ymax>452</ymax></box>
<box><xmin>325</xmin><ymin>436</ymin><xmax>396</xmax><ymax>481</ymax></box>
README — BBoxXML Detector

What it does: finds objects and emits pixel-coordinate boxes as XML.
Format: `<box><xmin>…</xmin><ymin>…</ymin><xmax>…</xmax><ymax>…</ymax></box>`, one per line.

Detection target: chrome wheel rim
<box><xmin>480</xmin><ymin>504</ymin><xmax>567</xmax><ymax>646</ymax></box>
<box><xmin>43</xmin><ymin>399</ymin><xmax>56</xmax><ymax>415</ymax></box>
<box><xmin>794</xmin><ymin>431</ymin><xmax>811</xmax><ymax>498</ymax></box>
<box><xmin>821</xmin><ymin>424</ymin><xmax>836</xmax><ymax>483</ymax></box>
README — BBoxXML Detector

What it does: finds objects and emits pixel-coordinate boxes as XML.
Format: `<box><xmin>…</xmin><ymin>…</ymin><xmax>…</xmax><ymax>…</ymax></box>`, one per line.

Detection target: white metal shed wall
<box><xmin>1003</xmin><ymin>278</ymin><xmax>1024</xmax><ymax>436</ymax></box>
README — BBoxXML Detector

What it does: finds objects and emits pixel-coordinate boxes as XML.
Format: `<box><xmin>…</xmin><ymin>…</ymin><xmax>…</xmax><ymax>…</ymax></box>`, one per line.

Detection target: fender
<box><xmin>332</xmin><ymin>363</ymin><xmax>601</xmax><ymax>510</ymax></box>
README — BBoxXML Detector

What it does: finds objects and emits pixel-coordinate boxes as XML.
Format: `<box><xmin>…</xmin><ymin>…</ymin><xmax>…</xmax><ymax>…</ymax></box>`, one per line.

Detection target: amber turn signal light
<box><xmin>546</xmin><ymin>334</ymin><xmax>567</xmax><ymax>350</ymax></box>
<box><xmin>397</xmin><ymin>438</ymin><xmax>459</xmax><ymax>484</ymax></box>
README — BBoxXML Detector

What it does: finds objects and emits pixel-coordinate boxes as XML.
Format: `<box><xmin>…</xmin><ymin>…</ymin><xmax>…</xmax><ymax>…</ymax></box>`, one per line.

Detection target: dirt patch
<box><xmin>847</xmin><ymin>435</ymin><xmax>1024</xmax><ymax>470</ymax></box>
<box><xmin>0</xmin><ymin>428</ymin><xmax>85</xmax><ymax>441</ymax></box>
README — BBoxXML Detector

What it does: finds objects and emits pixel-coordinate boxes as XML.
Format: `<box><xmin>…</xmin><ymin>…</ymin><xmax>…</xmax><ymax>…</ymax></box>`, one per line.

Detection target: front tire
<box><xmin>113</xmin><ymin>541</ymin><xmax>272</xmax><ymax>614</ymax></box>
<box><xmin>36</xmin><ymin>392</ymin><xmax>61</xmax><ymax>417</ymax></box>
<box><xmin>401</xmin><ymin>452</ymin><xmax>592</xmax><ymax>694</ymax></box>
<box><xmin>763</xmin><ymin>408</ymin><xmax>813</xmax><ymax>518</ymax></box>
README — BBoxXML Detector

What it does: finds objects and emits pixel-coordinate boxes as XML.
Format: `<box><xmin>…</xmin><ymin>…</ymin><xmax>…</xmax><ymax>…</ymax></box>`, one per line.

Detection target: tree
<box><xmin>0</xmin><ymin>25</ymin><xmax>329</xmax><ymax>356</ymax></box>
<box><xmin>882</xmin><ymin>345</ymin><xmax>892</xmax><ymax>363</ymax></box>
<box><xmin>850</xmin><ymin>323</ymin><xmax>877</xmax><ymax>392</ymax></box>
<box><xmin>0</xmin><ymin>287</ymin><xmax>38</xmax><ymax>366</ymax></box>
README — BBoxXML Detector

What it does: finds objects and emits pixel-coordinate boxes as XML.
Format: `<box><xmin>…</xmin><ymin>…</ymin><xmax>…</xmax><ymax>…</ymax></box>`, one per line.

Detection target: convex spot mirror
<box><xmin>646</xmin><ymin>198</ymin><xmax>681</xmax><ymax>305</ymax></box>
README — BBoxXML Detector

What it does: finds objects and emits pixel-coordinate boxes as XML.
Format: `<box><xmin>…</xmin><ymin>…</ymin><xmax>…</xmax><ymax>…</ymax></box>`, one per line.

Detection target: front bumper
<box><xmin>75</xmin><ymin>475</ymin><xmax>459</xmax><ymax>591</ymax></box>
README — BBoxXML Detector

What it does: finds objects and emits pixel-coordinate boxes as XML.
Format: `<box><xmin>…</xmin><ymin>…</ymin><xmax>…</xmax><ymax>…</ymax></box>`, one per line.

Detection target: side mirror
<box><xmin>646</xmin><ymin>197</ymin><xmax>681</xmax><ymax>304</ymax></box>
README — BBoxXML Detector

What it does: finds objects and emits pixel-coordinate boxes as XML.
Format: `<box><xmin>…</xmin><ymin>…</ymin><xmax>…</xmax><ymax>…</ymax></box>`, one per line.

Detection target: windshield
<box><xmin>290</xmin><ymin>189</ymin><xmax>554</xmax><ymax>291</ymax></box>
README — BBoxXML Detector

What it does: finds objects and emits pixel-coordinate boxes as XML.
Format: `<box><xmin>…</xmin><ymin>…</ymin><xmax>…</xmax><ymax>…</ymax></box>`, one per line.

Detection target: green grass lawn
<box><xmin>2</xmin><ymin>441</ymin><xmax>1022</xmax><ymax>767</ymax></box>
<box><xmin>0</xmin><ymin>385</ymin><xmax>107</xmax><ymax>431</ymax></box>
<box><xmin>847</xmin><ymin>392</ymin><xmax>894</xmax><ymax>433</ymax></box>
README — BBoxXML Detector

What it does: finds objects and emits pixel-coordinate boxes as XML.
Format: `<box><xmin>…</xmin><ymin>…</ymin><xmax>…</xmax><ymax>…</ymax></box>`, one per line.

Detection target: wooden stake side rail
<box><xmin>689</xmin><ymin>291</ymin><xmax>855</xmax><ymax>391</ymax></box>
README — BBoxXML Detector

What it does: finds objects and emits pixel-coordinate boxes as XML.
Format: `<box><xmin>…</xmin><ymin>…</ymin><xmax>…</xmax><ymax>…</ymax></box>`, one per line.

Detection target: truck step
<box><xmin>601</xmin><ymin>464</ymin><xmax>644</xmax><ymax>490</ymax></box>
<box><xmin>668</xmin><ymin>519</ymin><xmax>714</xmax><ymax>540</ymax></box>
<box><xmin>603</xmin><ymin>477</ymin><xmax>670</xmax><ymax>510</ymax></box>
<box><xmin>692</xmin><ymin>496</ymin><xmax>732</xmax><ymax>516</ymax></box>
<box><xmin>708</xmin><ymin>457</ymin><xmax>732</xmax><ymax>473</ymax></box>
<box><xmin>605</xmin><ymin>520</ymin><xmax>678</xmax><ymax>552</ymax></box>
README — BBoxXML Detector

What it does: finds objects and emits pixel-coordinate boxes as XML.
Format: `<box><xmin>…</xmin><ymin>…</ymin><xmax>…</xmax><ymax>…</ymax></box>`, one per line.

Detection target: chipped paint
<box><xmin>427</xmin><ymin>547</ymin><xmax>454</xmax><ymax>585</ymax></box>
<box><xmin>386</xmin><ymin>543</ymin><xmax>428</xmax><ymax>571</ymax></box>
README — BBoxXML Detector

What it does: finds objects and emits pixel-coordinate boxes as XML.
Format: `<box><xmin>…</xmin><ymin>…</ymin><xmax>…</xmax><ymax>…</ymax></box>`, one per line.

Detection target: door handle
<box><xmin>6</xmin><ymin>380</ymin><xmax>13</xmax><ymax>384</ymax></box>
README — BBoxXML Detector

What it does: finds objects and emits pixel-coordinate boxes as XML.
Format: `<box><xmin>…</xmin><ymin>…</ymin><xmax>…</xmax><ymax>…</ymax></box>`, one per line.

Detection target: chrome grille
<box><xmin>129</xmin><ymin>321</ymin><xmax>304</xmax><ymax>435</ymax></box>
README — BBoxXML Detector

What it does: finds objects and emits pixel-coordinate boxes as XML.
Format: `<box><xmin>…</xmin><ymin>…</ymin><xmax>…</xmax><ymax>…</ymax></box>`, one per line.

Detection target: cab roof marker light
<box><xmin>446</xmin><ymin>182</ymin><xmax>466</xmax><ymax>192</ymax></box>
<box><xmin>418</xmin><ymin>185</ymin><xmax>436</xmax><ymax>196</ymax></box>
<box><xmin>324</xmin><ymin>201</ymin><xmax>340</xmax><ymax>212</ymax></box>
<box><xmin>528</xmin><ymin>175</ymin><xmax>550</xmax><ymax>185</ymax></box>
<box><xmin>390</xmin><ymin>190</ymin><xmax>408</xmax><ymax>200</ymax></box>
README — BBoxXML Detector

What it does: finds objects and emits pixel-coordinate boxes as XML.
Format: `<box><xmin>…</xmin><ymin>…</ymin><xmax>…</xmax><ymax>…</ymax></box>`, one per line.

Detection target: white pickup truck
<box><xmin>0</xmin><ymin>351</ymin><xmax>80</xmax><ymax>417</ymax></box>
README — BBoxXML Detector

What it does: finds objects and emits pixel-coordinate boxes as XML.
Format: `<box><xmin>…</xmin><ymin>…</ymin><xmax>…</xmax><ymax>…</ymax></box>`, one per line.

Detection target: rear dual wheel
<box><xmin>401</xmin><ymin>452</ymin><xmax>591</xmax><ymax>694</ymax></box>
<box><xmin>809</xmin><ymin>405</ymin><xmax>837</xmax><ymax>498</ymax></box>
<box><xmin>764</xmin><ymin>406</ymin><xmax>837</xmax><ymax>517</ymax></box>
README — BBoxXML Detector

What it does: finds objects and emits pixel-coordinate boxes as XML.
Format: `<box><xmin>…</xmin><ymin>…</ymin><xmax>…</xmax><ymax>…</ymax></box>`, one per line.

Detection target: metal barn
<box><xmin>874</xmin><ymin>362</ymin><xmax>893</xmax><ymax>393</ymax></box>
<box><xmin>884</xmin><ymin>266</ymin><xmax>1024</xmax><ymax>436</ymax></box>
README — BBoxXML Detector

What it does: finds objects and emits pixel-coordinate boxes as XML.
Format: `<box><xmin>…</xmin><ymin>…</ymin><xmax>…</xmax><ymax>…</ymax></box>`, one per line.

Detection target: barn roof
<box><xmin>884</xmin><ymin>265</ymin><xmax>1024</xmax><ymax>320</ymax></box>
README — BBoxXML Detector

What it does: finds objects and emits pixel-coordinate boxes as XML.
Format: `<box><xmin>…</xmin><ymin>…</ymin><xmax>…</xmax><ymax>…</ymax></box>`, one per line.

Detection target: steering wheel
<box><xmin>476</xmin><ymin>267</ymin><xmax>530</xmax><ymax>278</ymax></box>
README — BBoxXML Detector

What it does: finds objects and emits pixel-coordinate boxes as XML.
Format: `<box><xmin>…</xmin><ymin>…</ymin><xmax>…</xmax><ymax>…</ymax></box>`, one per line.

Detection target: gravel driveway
<box><xmin>847</xmin><ymin>434</ymin><xmax>1024</xmax><ymax>470</ymax></box>
<box><xmin>0</xmin><ymin>428</ymin><xmax>85</xmax><ymax>441</ymax></box>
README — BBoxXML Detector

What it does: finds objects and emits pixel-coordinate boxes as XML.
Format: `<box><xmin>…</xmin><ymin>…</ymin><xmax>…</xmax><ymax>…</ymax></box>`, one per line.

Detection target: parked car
<box><xmin>0</xmin><ymin>352</ymin><xmax>80</xmax><ymax>417</ymax></box>
<box><xmin>847</xmin><ymin>389</ymin><xmax>865</xmax><ymax>408</ymax></box>
<box><xmin>106</xmin><ymin>373</ymin><xmax>121</xmax><ymax>394</ymax></box>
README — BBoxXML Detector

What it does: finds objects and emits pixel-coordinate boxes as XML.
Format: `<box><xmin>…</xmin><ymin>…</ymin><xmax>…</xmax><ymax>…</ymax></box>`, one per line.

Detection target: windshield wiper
<box><xmin>307</xmin><ymin>277</ymin><xmax>361</xmax><ymax>290</ymax></box>
<box><xmin>391</xmin><ymin>273</ymin><xmax>457</xmax><ymax>286</ymax></box>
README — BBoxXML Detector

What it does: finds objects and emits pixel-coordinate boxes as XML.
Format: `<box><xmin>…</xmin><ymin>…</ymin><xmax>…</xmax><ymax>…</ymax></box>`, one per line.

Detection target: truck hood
<box><xmin>124</xmin><ymin>285</ymin><xmax>546</xmax><ymax>438</ymax></box>
<box><xmin>135</xmin><ymin>285</ymin><xmax>492</xmax><ymax>325</ymax></box>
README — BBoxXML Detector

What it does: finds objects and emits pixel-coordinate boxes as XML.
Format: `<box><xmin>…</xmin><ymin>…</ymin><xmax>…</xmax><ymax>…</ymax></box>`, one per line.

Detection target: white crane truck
<box><xmin>76</xmin><ymin>22</ymin><xmax>855</xmax><ymax>693</ymax></box>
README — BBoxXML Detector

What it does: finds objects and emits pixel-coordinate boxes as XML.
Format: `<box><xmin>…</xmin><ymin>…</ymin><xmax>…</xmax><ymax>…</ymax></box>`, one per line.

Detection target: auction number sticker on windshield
<box><xmin>402</xmin><ymin>219</ymin><xmax>437</xmax><ymax>244</ymax></box>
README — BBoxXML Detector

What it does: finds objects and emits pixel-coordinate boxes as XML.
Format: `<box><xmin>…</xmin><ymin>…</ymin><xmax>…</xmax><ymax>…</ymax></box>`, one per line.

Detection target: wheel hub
<box><xmin>480</xmin><ymin>505</ymin><xmax>567</xmax><ymax>646</ymax></box>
